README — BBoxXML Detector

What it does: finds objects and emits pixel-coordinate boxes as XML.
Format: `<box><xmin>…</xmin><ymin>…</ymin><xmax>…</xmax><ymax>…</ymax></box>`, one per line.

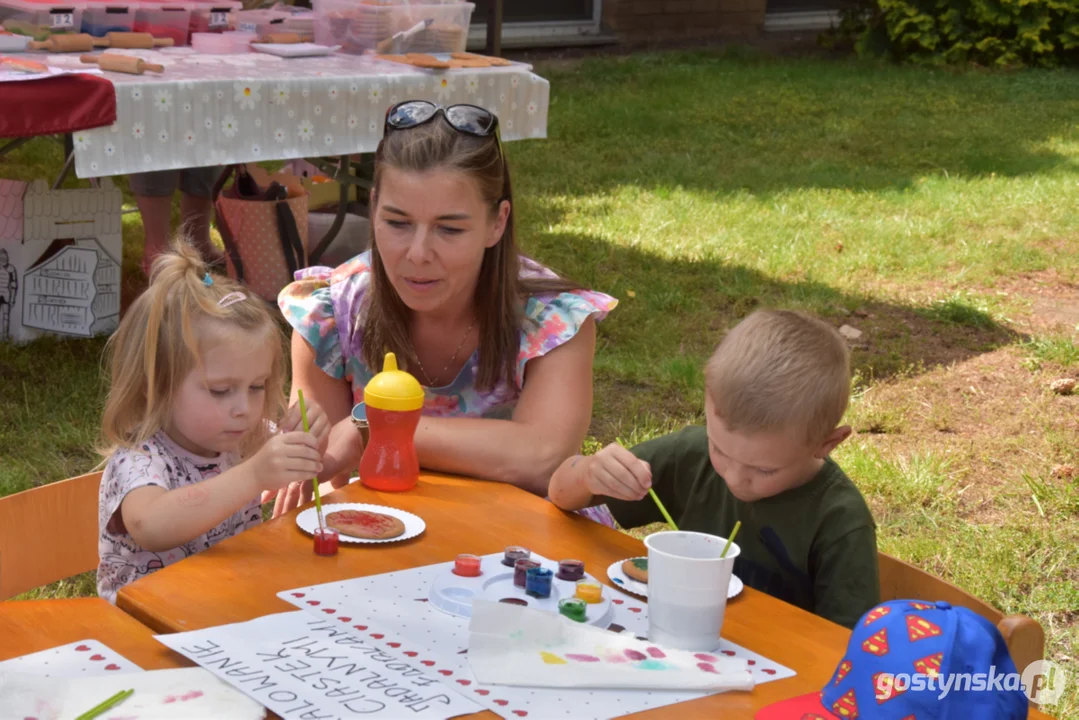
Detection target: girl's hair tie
<box><xmin>203</xmin><ymin>273</ymin><xmax>213</xmax><ymax>286</ymax></box>
<box><xmin>218</xmin><ymin>291</ymin><xmax>246</xmax><ymax>308</ymax></box>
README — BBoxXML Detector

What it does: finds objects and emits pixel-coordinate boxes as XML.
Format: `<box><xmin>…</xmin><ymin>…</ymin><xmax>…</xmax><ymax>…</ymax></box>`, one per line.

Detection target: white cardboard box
<box><xmin>0</xmin><ymin>178</ymin><xmax>123</xmax><ymax>344</ymax></box>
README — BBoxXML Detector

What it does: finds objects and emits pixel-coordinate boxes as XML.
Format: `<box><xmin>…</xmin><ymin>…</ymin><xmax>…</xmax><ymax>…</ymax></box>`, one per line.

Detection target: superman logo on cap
<box><xmin>863</xmin><ymin>606</ymin><xmax>892</xmax><ymax>626</ymax></box>
<box><xmin>906</xmin><ymin>615</ymin><xmax>943</xmax><ymax>642</ymax></box>
<box><xmin>909</xmin><ymin>601</ymin><xmax>935</xmax><ymax>611</ymax></box>
<box><xmin>831</xmin><ymin>688</ymin><xmax>859</xmax><ymax>719</ymax></box>
<box><xmin>914</xmin><ymin>651</ymin><xmax>944</xmax><ymax>678</ymax></box>
<box><xmin>834</xmin><ymin>659</ymin><xmax>852</xmax><ymax>685</ymax></box>
<box><xmin>873</xmin><ymin>671</ymin><xmax>909</xmax><ymax>704</ymax></box>
<box><xmin>862</xmin><ymin>628</ymin><xmax>889</xmax><ymax>657</ymax></box>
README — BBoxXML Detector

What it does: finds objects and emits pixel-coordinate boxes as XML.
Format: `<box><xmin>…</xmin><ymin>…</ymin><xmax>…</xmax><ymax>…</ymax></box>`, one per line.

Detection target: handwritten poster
<box><xmin>155</xmin><ymin>611</ymin><xmax>482</xmax><ymax>720</ymax></box>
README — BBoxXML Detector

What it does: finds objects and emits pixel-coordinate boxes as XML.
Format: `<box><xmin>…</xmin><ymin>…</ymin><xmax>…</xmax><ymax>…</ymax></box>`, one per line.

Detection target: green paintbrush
<box><xmin>296</xmin><ymin>389</ymin><xmax>324</xmax><ymax>532</ymax></box>
<box><xmin>648</xmin><ymin>488</ymin><xmax>678</xmax><ymax>530</ymax></box>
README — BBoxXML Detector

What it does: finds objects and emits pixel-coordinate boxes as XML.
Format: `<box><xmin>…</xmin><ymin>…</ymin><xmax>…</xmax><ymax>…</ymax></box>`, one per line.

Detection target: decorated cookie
<box><xmin>326</xmin><ymin>510</ymin><xmax>405</xmax><ymax>540</ymax></box>
<box><xmin>622</xmin><ymin>557</ymin><xmax>648</xmax><ymax>583</ymax></box>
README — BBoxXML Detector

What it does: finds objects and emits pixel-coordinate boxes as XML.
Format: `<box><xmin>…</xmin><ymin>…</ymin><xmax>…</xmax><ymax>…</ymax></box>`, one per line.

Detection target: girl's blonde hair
<box><xmin>100</xmin><ymin>239</ymin><xmax>287</xmax><ymax>456</ymax></box>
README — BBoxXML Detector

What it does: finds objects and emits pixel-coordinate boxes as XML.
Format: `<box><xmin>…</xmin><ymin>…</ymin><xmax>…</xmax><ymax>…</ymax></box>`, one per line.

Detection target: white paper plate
<box><xmin>251</xmin><ymin>42</ymin><xmax>340</xmax><ymax>57</ymax></box>
<box><xmin>296</xmin><ymin>502</ymin><xmax>424</xmax><ymax>544</ymax></box>
<box><xmin>607</xmin><ymin>558</ymin><xmax>744</xmax><ymax>600</ymax></box>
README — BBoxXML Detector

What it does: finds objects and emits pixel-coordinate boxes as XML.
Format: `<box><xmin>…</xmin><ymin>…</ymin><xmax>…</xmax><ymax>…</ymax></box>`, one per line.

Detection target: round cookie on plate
<box><xmin>622</xmin><ymin>557</ymin><xmax>648</xmax><ymax>583</ymax></box>
<box><xmin>327</xmin><ymin>509</ymin><xmax>405</xmax><ymax>540</ymax></box>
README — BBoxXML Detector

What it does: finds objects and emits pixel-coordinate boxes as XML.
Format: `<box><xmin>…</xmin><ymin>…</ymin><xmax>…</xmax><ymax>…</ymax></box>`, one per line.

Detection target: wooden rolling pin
<box><xmin>28</xmin><ymin>32</ymin><xmax>173</xmax><ymax>52</ymax></box>
<box><xmin>99</xmin><ymin>32</ymin><xmax>174</xmax><ymax>49</ymax></box>
<box><xmin>80</xmin><ymin>53</ymin><xmax>164</xmax><ymax>75</ymax></box>
<box><xmin>256</xmin><ymin>32</ymin><xmax>309</xmax><ymax>44</ymax></box>
<box><xmin>29</xmin><ymin>33</ymin><xmax>95</xmax><ymax>53</ymax></box>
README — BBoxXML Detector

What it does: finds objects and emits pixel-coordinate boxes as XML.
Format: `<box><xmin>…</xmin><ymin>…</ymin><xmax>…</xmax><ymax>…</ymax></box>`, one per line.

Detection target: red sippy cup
<box><xmin>359</xmin><ymin>352</ymin><xmax>424</xmax><ymax>492</ymax></box>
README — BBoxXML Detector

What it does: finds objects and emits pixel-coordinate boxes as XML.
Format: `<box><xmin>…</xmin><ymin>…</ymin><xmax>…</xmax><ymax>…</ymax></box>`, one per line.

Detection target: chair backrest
<box><xmin>0</xmin><ymin>471</ymin><xmax>102</xmax><ymax>600</ymax></box>
<box><xmin>878</xmin><ymin>551</ymin><xmax>1045</xmax><ymax>675</ymax></box>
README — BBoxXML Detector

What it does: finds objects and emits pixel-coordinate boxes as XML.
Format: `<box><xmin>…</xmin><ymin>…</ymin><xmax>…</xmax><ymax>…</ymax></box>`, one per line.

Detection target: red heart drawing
<box><xmin>105</xmin><ymin>664</ymin><xmax>121</xmax><ymax>671</ymax></box>
<box><xmin>75</xmin><ymin>645</ymin><xmax>90</xmax><ymax>652</ymax></box>
<box><xmin>439</xmin><ymin>669</ymin><xmax>453</xmax><ymax>676</ymax></box>
<box><xmin>322</xmin><ymin>608</ymin><xmax>335</xmax><ymax>614</ymax></box>
<box><xmin>387</xmin><ymin>642</ymin><xmax>401</xmax><ymax>648</ymax></box>
<box><xmin>494</xmin><ymin>700</ymin><xmax>509</xmax><ymax>706</ymax></box>
<box><xmin>513</xmin><ymin>711</ymin><xmax>528</xmax><ymax>717</ymax></box>
<box><xmin>763</xmin><ymin>669</ymin><xmax>776</xmax><ymax>675</ymax></box>
<box><xmin>721</xmin><ymin>650</ymin><xmax>736</xmax><ymax>657</ymax></box>
<box><xmin>338</xmin><ymin>617</ymin><xmax>351</xmax><ymax>623</ymax></box>
<box><xmin>370</xmin><ymin>633</ymin><xmax>384</xmax><ymax>639</ymax></box>
<box><xmin>457</xmin><ymin>679</ymin><xmax>472</xmax><ymax>686</ymax></box>
<box><xmin>353</xmin><ymin>625</ymin><xmax>368</xmax><ymax>631</ymax></box>
<box><xmin>404</xmin><ymin>651</ymin><xmax>418</xmax><ymax>657</ymax></box>
<box><xmin>307</xmin><ymin>600</ymin><xmax>320</xmax><ymax>606</ymax></box>
<box><xmin>612</xmin><ymin>598</ymin><xmax>624</xmax><ymax>605</ymax></box>
<box><xmin>475</xmin><ymin>690</ymin><xmax>490</xmax><ymax>696</ymax></box>
<box><xmin>291</xmin><ymin>592</ymin><xmax>305</xmax><ymax>598</ymax></box>
<box><xmin>748</xmin><ymin>659</ymin><xmax>756</xmax><ymax>666</ymax></box>
<box><xmin>90</xmin><ymin>655</ymin><xmax>105</xmax><ymax>661</ymax></box>
<box><xmin>422</xmin><ymin>660</ymin><xmax>435</xmax><ymax>666</ymax></box>
<box><xmin>629</xmin><ymin>607</ymin><xmax>642</xmax><ymax>613</ymax></box>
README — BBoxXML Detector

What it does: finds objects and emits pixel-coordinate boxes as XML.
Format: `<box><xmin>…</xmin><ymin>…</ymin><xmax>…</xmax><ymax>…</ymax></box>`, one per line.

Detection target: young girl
<box><xmin>96</xmin><ymin>242</ymin><xmax>329</xmax><ymax>604</ymax></box>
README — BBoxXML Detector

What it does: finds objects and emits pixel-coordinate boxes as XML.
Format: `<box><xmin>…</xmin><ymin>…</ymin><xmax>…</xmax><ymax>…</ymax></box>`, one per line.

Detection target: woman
<box><xmin>274</xmin><ymin>102</ymin><xmax>616</xmax><ymax>515</ymax></box>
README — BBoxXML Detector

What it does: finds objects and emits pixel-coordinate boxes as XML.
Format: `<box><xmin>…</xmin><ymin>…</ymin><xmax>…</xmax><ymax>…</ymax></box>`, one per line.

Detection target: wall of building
<box><xmin>602</xmin><ymin>0</ymin><xmax>766</xmax><ymax>43</ymax></box>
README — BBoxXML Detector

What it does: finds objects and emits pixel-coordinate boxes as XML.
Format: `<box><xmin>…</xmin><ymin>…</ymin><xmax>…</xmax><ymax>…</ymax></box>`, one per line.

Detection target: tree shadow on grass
<box><xmin>529</xmin><ymin>231</ymin><xmax>1024</xmax><ymax>442</ymax></box>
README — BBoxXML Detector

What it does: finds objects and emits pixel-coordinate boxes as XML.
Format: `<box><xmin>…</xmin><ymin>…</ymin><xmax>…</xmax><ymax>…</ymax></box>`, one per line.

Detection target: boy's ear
<box><xmin>815</xmin><ymin>425</ymin><xmax>852</xmax><ymax>458</ymax></box>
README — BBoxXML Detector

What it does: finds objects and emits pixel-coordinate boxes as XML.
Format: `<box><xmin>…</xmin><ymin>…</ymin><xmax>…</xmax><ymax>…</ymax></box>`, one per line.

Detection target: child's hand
<box><xmin>281</xmin><ymin>397</ymin><xmax>330</xmax><ymax>451</ymax></box>
<box><xmin>584</xmin><ymin>443</ymin><xmax>652</xmax><ymax>501</ymax></box>
<box><xmin>249</xmin><ymin>431</ymin><xmax>323</xmax><ymax>493</ymax></box>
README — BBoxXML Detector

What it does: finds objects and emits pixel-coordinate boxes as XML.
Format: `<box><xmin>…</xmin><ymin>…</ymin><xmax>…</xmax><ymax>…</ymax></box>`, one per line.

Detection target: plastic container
<box><xmin>191</xmin><ymin>28</ymin><xmax>249</xmax><ymax>52</ymax></box>
<box><xmin>312</xmin><ymin>0</ymin><xmax>473</xmax><ymax>56</ymax></box>
<box><xmin>188</xmin><ymin>0</ymin><xmax>237</xmax><ymax>34</ymax></box>
<box><xmin>231</xmin><ymin>4</ymin><xmax>311</xmax><ymax>34</ymax></box>
<box><xmin>133</xmin><ymin>1</ymin><xmax>191</xmax><ymax>45</ymax></box>
<box><xmin>0</xmin><ymin>0</ymin><xmax>84</xmax><ymax>40</ymax></box>
<box><xmin>358</xmin><ymin>352</ymin><xmax>424</xmax><ymax>492</ymax></box>
<box><xmin>81</xmin><ymin>1</ymin><xmax>135</xmax><ymax>36</ymax></box>
<box><xmin>313</xmin><ymin>527</ymin><xmax>339</xmax><ymax>556</ymax></box>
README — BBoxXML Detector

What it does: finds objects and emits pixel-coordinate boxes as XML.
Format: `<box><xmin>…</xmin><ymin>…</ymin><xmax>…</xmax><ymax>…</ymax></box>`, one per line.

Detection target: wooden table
<box><xmin>0</xmin><ymin>597</ymin><xmax>190</xmax><ymax>669</ymax></box>
<box><xmin>115</xmin><ymin>474</ymin><xmax>1055</xmax><ymax>719</ymax></box>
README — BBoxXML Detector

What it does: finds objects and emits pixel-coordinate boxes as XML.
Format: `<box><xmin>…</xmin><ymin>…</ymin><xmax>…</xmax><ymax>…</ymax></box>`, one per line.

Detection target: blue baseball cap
<box><xmin>756</xmin><ymin>599</ymin><xmax>1030</xmax><ymax>719</ymax></box>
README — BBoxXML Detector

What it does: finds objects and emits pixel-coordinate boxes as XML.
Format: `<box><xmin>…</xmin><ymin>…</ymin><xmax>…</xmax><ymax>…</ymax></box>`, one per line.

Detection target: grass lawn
<box><xmin>2</xmin><ymin>48</ymin><xmax>1077</xmax><ymax>717</ymax></box>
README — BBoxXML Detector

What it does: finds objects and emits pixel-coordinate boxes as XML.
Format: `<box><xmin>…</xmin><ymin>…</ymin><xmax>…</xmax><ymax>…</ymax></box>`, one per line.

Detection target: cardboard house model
<box><xmin>0</xmin><ymin>178</ymin><xmax>122</xmax><ymax>344</ymax></box>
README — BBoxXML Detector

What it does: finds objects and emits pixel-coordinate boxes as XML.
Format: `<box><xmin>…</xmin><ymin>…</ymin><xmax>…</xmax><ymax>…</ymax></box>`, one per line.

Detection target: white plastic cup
<box><xmin>644</xmin><ymin>530</ymin><xmax>740</xmax><ymax>651</ymax></box>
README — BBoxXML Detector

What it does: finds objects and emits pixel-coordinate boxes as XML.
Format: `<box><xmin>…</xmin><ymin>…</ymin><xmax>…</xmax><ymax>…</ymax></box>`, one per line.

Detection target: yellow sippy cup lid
<box><xmin>364</xmin><ymin>352</ymin><xmax>425</xmax><ymax>412</ymax></box>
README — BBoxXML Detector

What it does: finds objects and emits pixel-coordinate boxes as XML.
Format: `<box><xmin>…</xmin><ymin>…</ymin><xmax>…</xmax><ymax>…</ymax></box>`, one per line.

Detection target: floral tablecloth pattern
<box><xmin>48</xmin><ymin>50</ymin><xmax>549</xmax><ymax>178</ymax></box>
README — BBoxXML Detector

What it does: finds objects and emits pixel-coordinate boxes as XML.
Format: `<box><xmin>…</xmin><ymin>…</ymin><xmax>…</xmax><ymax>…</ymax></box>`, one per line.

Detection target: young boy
<box><xmin>549</xmin><ymin>309</ymin><xmax>879</xmax><ymax>629</ymax></box>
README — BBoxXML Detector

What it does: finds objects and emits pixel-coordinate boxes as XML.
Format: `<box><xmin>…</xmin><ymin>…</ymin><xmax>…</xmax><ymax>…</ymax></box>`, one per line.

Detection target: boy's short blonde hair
<box><xmin>705</xmin><ymin>310</ymin><xmax>850</xmax><ymax>446</ymax></box>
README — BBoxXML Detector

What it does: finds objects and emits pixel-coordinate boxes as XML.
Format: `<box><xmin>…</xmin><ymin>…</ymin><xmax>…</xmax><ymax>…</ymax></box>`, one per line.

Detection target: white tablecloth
<box><xmin>43</xmin><ymin>49</ymin><xmax>549</xmax><ymax>178</ymax></box>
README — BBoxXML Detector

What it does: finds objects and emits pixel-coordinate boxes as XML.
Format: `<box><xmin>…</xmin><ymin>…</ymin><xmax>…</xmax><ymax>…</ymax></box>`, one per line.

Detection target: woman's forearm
<box><xmin>415</xmin><ymin>415</ymin><xmax>577</xmax><ymax>495</ymax></box>
<box><xmin>319</xmin><ymin>416</ymin><xmax>364</xmax><ymax>487</ymax></box>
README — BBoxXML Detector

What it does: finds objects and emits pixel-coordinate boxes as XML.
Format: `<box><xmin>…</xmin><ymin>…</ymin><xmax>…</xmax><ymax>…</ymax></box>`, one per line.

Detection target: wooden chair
<box><xmin>878</xmin><ymin>551</ymin><xmax>1045</xmax><ymax>674</ymax></box>
<box><xmin>0</xmin><ymin>472</ymin><xmax>102</xmax><ymax>600</ymax></box>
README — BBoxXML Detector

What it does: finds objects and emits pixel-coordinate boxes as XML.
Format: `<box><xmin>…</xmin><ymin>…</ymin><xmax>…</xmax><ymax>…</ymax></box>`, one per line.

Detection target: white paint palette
<box><xmin>429</xmin><ymin>553</ymin><xmax>613</xmax><ymax>628</ymax></box>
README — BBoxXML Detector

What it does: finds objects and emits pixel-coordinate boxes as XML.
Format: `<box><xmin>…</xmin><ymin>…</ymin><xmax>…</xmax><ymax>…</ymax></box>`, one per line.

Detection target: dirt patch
<box><xmin>847</xmin><ymin>345</ymin><xmax>1079</xmax><ymax>524</ymax></box>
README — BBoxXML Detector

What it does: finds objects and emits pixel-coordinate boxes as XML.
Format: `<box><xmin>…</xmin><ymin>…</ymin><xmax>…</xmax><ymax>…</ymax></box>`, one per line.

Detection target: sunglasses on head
<box><xmin>385</xmin><ymin>100</ymin><xmax>500</xmax><ymax>137</ymax></box>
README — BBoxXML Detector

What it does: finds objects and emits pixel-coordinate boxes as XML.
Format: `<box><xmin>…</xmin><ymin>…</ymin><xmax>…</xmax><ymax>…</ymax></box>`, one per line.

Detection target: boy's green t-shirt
<box><xmin>603</xmin><ymin>426</ymin><xmax>880</xmax><ymax>629</ymax></box>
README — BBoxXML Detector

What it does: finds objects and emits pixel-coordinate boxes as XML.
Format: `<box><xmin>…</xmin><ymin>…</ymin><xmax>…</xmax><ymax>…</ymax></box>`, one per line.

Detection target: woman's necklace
<box><xmin>413</xmin><ymin>317</ymin><xmax>476</xmax><ymax>387</ymax></box>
